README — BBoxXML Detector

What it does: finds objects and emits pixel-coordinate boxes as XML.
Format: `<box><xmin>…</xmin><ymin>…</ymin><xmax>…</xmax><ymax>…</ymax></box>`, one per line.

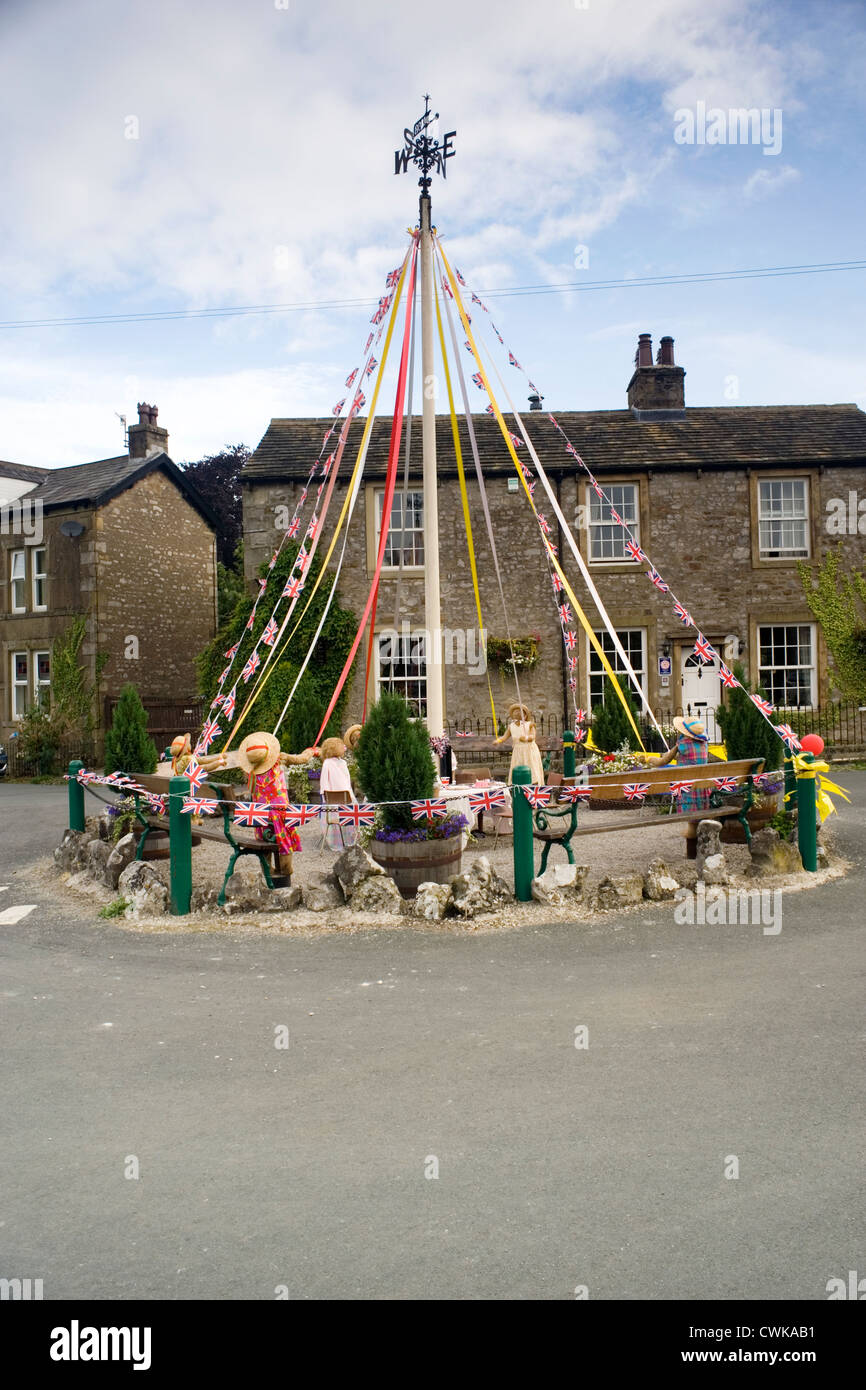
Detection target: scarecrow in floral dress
<box><xmin>237</xmin><ymin>732</ymin><xmax>316</xmax><ymax>879</ymax></box>
<box><xmin>655</xmin><ymin>716</ymin><xmax>711</xmax><ymax>813</ymax></box>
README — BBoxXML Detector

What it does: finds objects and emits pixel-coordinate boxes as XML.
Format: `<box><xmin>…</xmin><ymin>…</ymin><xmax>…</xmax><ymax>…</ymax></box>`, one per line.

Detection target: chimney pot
<box><xmin>627</xmin><ymin>334</ymin><xmax>685</xmax><ymax>414</ymax></box>
<box><xmin>658</xmin><ymin>335</ymin><xmax>675</xmax><ymax>366</ymax></box>
<box><xmin>636</xmin><ymin>333</ymin><xmax>653</xmax><ymax>368</ymax></box>
<box><xmin>128</xmin><ymin>401</ymin><xmax>169</xmax><ymax>458</ymax></box>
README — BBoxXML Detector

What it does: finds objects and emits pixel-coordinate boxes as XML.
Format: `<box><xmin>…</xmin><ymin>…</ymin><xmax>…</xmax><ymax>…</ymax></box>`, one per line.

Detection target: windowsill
<box><xmin>378</xmin><ymin>566</ymin><xmax>426</xmax><ymax>576</ymax></box>
<box><xmin>754</xmin><ymin>555</ymin><xmax>810</xmax><ymax>565</ymax></box>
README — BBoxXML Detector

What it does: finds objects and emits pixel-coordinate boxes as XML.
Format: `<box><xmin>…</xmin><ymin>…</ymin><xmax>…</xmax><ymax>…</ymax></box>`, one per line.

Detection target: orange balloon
<box><xmin>800</xmin><ymin>734</ymin><xmax>824</xmax><ymax>756</ymax></box>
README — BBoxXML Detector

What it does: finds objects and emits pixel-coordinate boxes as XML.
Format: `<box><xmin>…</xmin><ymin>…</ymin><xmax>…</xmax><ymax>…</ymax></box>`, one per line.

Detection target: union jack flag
<box><xmin>364</xmin><ymin>332</ymin><xmax>374</xmax><ymax>353</ymax></box>
<box><xmin>508</xmin><ymin>432</ymin><xmax>523</xmax><ymax>449</ymax></box>
<box><xmin>548</xmin><ymin>412</ymin><xmax>559</xmax><ymax>427</ymax></box>
<box><xmin>184</xmin><ymin>759</ymin><xmax>209</xmax><ymax>793</ymax></box>
<box><xmin>714</xmin><ymin>776</ymin><xmax>740</xmax><ymax>793</ymax></box>
<box><xmin>332</xmin><ymin>398</ymin><xmax>346</xmax><ymax>416</ymax></box>
<box><xmin>528</xmin><ymin>381</ymin><xmax>538</xmax><ymax>393</ymax></box>
<box><xmin>623</xmin><ymin>783</ymin><xmax>650</xmax><ymax>802</ymax></box>
<box><xmin>337</xmin><ymin>803</ymin><xmax>377</xmax><ymax>827</ymax></box>
<box><xmin>441</xmin><ymin>276</ymin><xmax>453</xmax><ymax>298</ymax></box>
<box><xmin>345</xmin><ymin>368</ymin><xmax>358</xmax><ymax>388</ymax></box>
<box><xmin>774</xmin><ymin>723</ymin><xmax>801</xmax><ymax>751</ymax></box>
<box><xmin>283</xmin><ymin>577</ymin><xmax>304</xmax><ymax>601</ymax></box>
<box><xmin>568</xmin><ymin>655</ymin><xmax>577</xmax><ymax>671</ymax></box>
<box><xmin>751</xmin><ymin>694</ymin><xmax>774</xmax><ymax>716</ymax></box>
<box><xmin>143</xmin><ymin>792</ymin><xmax>167</xmax><ymax>815</ymax></box>
<box><xmin>693</xmin><ymin>634</ymin><xmax>716</xmax><ymax>662</ymax></box>
<box><xmin>471</xmin><ymin>292</ymin><xmax>484</xmax><ymax>307</ymax></box>
<box><xmin>224</xmin><ymin>641</ymin><xmax>240</xmax><ymax>660</ymax></box>
<box><xmin>322</xmin><ymin>428</ymin><xmax>334</xmax><ymax>447</ymax></box>
<box><xmin>565</xmin><ymin>443</ymin><xmax>577</xmax><ymax>457</ymax></box>
<box><xmin>182</xmin><ymin>796</ymin><xmax>218</xmax><ymax>816</ymax></box>
<box><xmin>298</xmin><ymin>488</ymin><xmax>308</xmax><ymax>505</ymax></box>
<box><xmin>242</xmin><ymin>651</ymin><xmax>261</xmax><ymax>683</ymax></box>
<box><xmin>491</xmin><ymin>324</ymin><xmax>505</xmax><ymax>344</ymax></box>
<box><xmin>609</xmin><ymin>509</ymin><xmax>623</xmax><ymax>526</ymax></box>
<box><xmin>719</xmin><ymin>664</ymin><xmax>739</xmax><ymax>690</ymax></box>
<box><xmin>648</xmin><ymin>568</ymin><xmax>669</xmax><ymax>593</ymax></box>
<box><xmin>454</xmin><ymin>266</ymin><xmax>466</xmax><ymax>286</ymax></box>
<box><xmin>353</xmin><ymin>389</ymin><xmax>366</xmax><ymax>411</ymax></box>
<box><xmin>268</xmin><ymin>550</ymin><xmax>279</xmax><ymax>570</ymax></box>
<box><xmin>219</xmin><ymin>665</ymin><xmax>232</xmax><ymax>684</ymax></box>
<box><xmin>625</xmin><ymin>540</ymin><xmax>645</xmax><ymax>563</ymax></box>
<box><xmin>485</xmin><ymin>403</ymin><xmax>495</xmax><ymax>415</ymax></box>
<box><xmin>508</xmin><ymin>351</ymin><xmax>521</xmax><ymax>368</ymax></box>
<box><xmin>538</xmin><ymin>513</ymin><xmax>551</xmax><ymax>534</ymax></box>
<box><xmin>411</xmin><ymin>798</ymin><xmax>450</xmax><ymax>821</ymax></box>
<box><xmin>552</xmin><ymin>571</ymin><xmax>563</xmax><ymax>592</ymax></box>
<box><xmin>561</xmin><ymin>784</ymin><xmax>592</xmax><ymax>802</ymax></box>
<box><xmin>467</xmin><ymin>789</ymin><xmax>508</xmax><ymax>813</ymax></box>
<box><xmin>565</xmin><ymin>630</ymin><xmax>577</xmax><ymax>651</ymax></box>
<box><xmin>575</xmin><ymin>709</ymin><xmax>588</xmax><ymax>724</ymax></box>
<box><xmin>471</xmin><ymin>372</ymin><xmax>485</xmax><ymax>390</ymax></box>
<box><xmin>558</xmin><ymin>602</ymin><xmax>572</xmax><ymax>625</ymax></box>
<box><xmin>245</xmin><ymin>611</ymin><xmax>256</xmax><ymax>631</ymax></box>
<box><xmin>222</xmin><ymin>687</ymin><xmax>237</xmax><ymax>722</ymax></box>
<box><xmin>262</xmin><ymin>619</ymin><xmax>278</xmax><ymax>647</ymax></box>
<box><xmin>370</xmin><ymin>294</ymin><xmax>391</xmax><ymax>324</ymax></box>
<box><xmin>233</xmin><ymin>802</ymin><xmax>272</xmax><ymax>829</ymax></box>
<box><xmin>670</xmin><ymin>781</ymin><xmax>696</xmax><ymax>797</ymax></box>
<box><xmin>198</xmin><ymin>718</ymin><xmax>222</xmax><ymax>751</ymax></box>
<box><xmin>307</xmin><ymin>514</ymin><xmax>319</xmax><ymax>541</ymax></box>
<box><xmin>568</xmin><ymin>677</ymin><xmax>577</xmax><ymax>691</ymax></box>
<box><xmin>258</xmin><ymin>577</ymin><xmax>268</xmax><ymax>596</ymax></box>
<box><xmin>297</xmin><ymin>545</ymin><xmax>309</xmax><ymax>569</ymax></box>
<box><xmin>522</xmin><ymin>785</ymin><xmax>551</xmax><ymax>808</ymax></box>
<box><xmin>287</xmin><ymin>516</ymin><xmax>301</xmax><ymax>538</ymax></box>
<box><xmin>673</xmin><ymin>600</ymin><xmax>692</xmax><ymax>625</ymax></box>
<box><xmin>322</xmin><ymin>452</ymin><xmax>335</xmax><ymax>473</ymax></box>
<box><xmin>591</xmin><ymin>480</ymin><xmax>605</xmax><ymax>499</ymax></box>
<box><xmin>365</xmin><ymin>357</ymin><xmax>377</xmax><ymax>378</ymax></box>
<box><xmin>283</xmin><ymin>803</ymin><xmax>322</xmax><ymax>827</ymax></box>
<box><xmin>385</xmin><ymin>267</ymin><xmax>401</xmax><ymax>288</ymax></box>
<box><xmin>464</xmin><ymin>339</ymin><xmax>473</xmax><ymax>353</ymax></box>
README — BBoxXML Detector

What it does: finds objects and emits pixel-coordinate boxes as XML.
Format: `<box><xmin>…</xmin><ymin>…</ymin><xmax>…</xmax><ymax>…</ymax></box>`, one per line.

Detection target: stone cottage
<box><xmin>241</xmin><ymin>335</ymin><xmax>866</xmax><ymax>738</ymax></box>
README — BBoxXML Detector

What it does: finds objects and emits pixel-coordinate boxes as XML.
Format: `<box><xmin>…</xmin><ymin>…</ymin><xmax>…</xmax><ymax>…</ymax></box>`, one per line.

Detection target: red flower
<box><xmin>603</xmin><ymin>754</ymin><xmax>615</xmax><ymax>763</ymax></box>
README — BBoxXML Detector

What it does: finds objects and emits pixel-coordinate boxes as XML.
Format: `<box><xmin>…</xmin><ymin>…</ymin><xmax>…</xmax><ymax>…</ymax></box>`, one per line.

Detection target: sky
<box><xmin>1</xmin><ymin>0</ymin><xmax>865</xmax><ymax>468</ymax></box>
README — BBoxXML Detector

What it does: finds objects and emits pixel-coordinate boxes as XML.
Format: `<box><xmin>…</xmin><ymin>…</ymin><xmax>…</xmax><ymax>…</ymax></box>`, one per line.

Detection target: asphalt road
<box><xmin>1</xmin><ymin>778</ymin><xmax>863</xmax><ymax>1301</ymax></box>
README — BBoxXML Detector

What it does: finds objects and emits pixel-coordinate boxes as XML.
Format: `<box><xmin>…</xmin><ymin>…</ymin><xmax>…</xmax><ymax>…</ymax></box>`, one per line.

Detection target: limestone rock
<box><xmin>350</xmin><ymin>874</ymin><xmax>403</xmax><ymax>914</ymax></box>
<box><xmin>301</xmin><ymin>873</ymin><xmax>343</xmax><ymax>913</ymax></box>
<box><xmin>54</xmin><ymin>828</ymin><xmax>92</xmax><ymax>872</ymax></box>
<box><xmin>748</xmin><ymin>827</ymin><xmax>804</xmax><ymax>877</ymax></box>
<box><xmin>87</xmin><ymin>838</ymin><xmax>112</xmax><ymax>880</ymax></box>
<box><xmin>261</xmin><ymin>885</ymin><xmax>303</xmax><ymax>912</ymax></box>
<box><xmin>531</xmin><ymin>872</ymin><xmax>564</xmax><ymax>905</ymax></box>
<box><xmin>190</xmin><ymin>887</ymin><xmax>219</xmax><ymax>913</ymax></box>
<box><xmin>545</xmin><ymin>862</ymin><xmax>589</xmax><ymax>894</ymax></box>
<box><xmin>333</xmin><ymin>844</ymin><xmax>384</xmax><ymax>900</ymax></box>
<box><xmin>595</xmin><ymin>873</ymin><xmax>645</xmax><ymax>910</ymax></box>
<box><xmin>696</xmin><ymin>820</ymin><xmax>727</xmax><ymax>882</ymax></box>
<box><xmin>449</xmin><ymin>856</ymin><xmax>511</xmax><ymax>918</ymax></box>
<box><xmin>414</xmin><ymin>881</ymin><xmax>452</xmax><ymax>921</ymax></box>
<box><xmin>103</xmin><ymin>832</ymin><xmax>136</xmax><ymax>890</ymax></box>
<box><xmin>643</xmin><ymin>858</ymin><xmax>680</xmax><ymax>901</ymax></box>
<box><xmin>701</xmin><ymin>852</ymin><xmax>729</xmax><ymax>886</ymax></box>
<box><xmin>118</xmin><ymin>860</ymin><xmax>168</xmax><ymax>918</ymax></box>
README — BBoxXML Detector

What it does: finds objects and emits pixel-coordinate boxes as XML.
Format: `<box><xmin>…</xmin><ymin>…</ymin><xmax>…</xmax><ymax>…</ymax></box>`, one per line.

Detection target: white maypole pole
<box><xmin>394</xmin><ymin>96</ymin><xmax>456</xmax><ymax>740</ymax></box>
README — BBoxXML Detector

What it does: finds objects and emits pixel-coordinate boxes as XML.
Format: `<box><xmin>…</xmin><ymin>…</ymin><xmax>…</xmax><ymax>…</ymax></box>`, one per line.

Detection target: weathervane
<box><xmin>394</xmin><ymin>95</ymin><xmax>456</xmax><ymax>198</ymax></box>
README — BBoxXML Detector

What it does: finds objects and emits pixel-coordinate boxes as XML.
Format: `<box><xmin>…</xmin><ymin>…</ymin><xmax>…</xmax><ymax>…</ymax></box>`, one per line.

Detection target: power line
<box><xmin>0</xmin><ymin>259</ymin><xmax>863</xmax><ymax>331</ymax></box>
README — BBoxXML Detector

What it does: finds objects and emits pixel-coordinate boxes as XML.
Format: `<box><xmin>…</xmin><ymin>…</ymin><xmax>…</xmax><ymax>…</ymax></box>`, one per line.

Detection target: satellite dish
<box><xmin>60</xmin><ymin>519</ymin><xmax>86</xmax><ymax>538</ymax></box>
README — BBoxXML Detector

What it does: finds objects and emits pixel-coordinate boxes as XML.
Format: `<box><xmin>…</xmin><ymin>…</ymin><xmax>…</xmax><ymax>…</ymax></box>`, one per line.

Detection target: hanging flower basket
<box><xmin>486</xmin><ymin>634</ymin><xmax>541</xmax><ymax>676</ymax></box>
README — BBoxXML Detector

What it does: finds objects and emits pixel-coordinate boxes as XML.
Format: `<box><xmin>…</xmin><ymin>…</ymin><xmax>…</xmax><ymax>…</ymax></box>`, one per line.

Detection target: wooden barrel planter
<box><xmin>370</xmin><ymin>837</ymin><xmax>463</xmax><ymax>897</ymax></box>
<box><xmin>131</xmin><ymin>824</ymin><xmax>201</xmax><ymax>860</ymax></box>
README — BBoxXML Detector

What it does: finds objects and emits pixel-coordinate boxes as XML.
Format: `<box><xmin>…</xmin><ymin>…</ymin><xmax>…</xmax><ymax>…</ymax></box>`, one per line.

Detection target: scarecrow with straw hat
<box><xmin>167</xmin><ymin>733</ymin><xmax>227</xmax><ymax>778</ymax></box>
<box><xmin>318</xmin><ymin>726</ymin><xmax>362</xmax><ymax>850</ymax></box>
<box><xmin>494</xmin><ymin>701</ymin><xmax>545</xmax><ymax>785</ymax></box>
<box><xmin>236</xmin><ymin>732</ymin><xmax>318</xmax><ymax>879</ymax></box>
<box><xmin>655</xmin><ymin>715</ymin><xmax>711</xmax><ymax>814</ymax></box>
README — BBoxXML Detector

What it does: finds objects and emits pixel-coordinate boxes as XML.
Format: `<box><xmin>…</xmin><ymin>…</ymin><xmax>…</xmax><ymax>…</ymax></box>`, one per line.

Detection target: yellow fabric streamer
<box><xmin>789</xmin><ymin>754</ymin><xmax>850</xmax><ymax>820</ymax></box>
<box><xmin>436</xmin><ymin>238</ymin><xmax>646</xmax><ymax>753</ymax></box>
<box><xmin>433</xmin><ymin>278</ymin><xmax>499</xmax><ymax>731</ymax></box>
<box><xmin>222</xmin><ymin>241</ymin><xmax>415</xmax><ymax>750</ymax></box>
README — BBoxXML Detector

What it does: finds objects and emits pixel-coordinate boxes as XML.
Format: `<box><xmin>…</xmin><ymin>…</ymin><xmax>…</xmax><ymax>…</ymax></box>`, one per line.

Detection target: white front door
<box><xmin>680</xmin><ymin>650</ymin><xmax>721</xmax><ymax>733</ymax></box>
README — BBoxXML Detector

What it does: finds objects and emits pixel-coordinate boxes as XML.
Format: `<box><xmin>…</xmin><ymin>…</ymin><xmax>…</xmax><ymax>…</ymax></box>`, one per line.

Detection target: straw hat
<box><xmin>170</xmin><ymin>733</ymin><xmax>191</xmax><ymax>758</ymax></box>
<box><xmin>508</xmin><ymin>702</ymin><xmax>533</xmax><ymax>722</ymax></box>
<box><xmin>673</xmin><ymin>716</ymin><xmax>707</xmax><ymax>741</ymax></box>
<box><xmin>343</xmin><ymin>723</ymin><xmax>363</xmax><ymax>751</ymax></box>
<box><xmin>237</xmin><ymin>731</ymin><xmax>282</xmax><ymax>775</ymax></box>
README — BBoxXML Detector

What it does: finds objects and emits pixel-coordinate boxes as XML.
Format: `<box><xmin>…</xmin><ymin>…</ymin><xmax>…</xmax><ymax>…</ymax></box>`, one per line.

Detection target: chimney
<box><xmin>627</xmin><ymin>334</ymin><xmax>685</xmax><ymax>416</ymax></box>
<box><xmin>528</xmin><ymin>392</ymin><xmax>544</xmax><ymax>411</ymax></box>
<box><xmin>127</xmin><ymin>402</ymin><xmax>169</xmax><ymax>458</ymax></box>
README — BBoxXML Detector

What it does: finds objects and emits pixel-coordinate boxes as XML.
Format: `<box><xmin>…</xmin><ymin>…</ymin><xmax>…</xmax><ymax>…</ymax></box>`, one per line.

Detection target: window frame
<box><xmin>367</xmin><ymin>485</ymin><xmax>426</xmax><ymax>573</ymax></box>
<box><xmin>34</xmin><ymin>649</ymin><xmax>51</xmax><ymax>708</ymax></box>
<box><xmin>11</xmin><ymin>650</ymin><xmax>30</xmax><ymax>720</ymax></box>
<box><xmin>10</xmin><ymin>549</ymin><xmax>27</xmax><ymax>612</ymax></box>
<box><xmin>587</xmin><ymin>481</ymin><xmax>641</xmax><ymax>565</ymax></box>
<box><xmin>752</xmin><ymin>474</ymin><xmax>812</xmax><ymax>563</ymax></box>
<box><xmin>587</xmin><ymin>627</ymin><xmax>647</xmax><ymax>709</ymax></box>
<box><xmin>374</xmin><ymin>626</ymin><xmax>428</xmax><ymax>718</ymax></box>
<box><xmin>32</xmin><ymin>547</ymin><xmax>47</xmax><ymax>611</ymax></box>
<box><xmin>756</xmin><ymin>622</ymin><xmax>817</xmax><ymax>708</ymax></box>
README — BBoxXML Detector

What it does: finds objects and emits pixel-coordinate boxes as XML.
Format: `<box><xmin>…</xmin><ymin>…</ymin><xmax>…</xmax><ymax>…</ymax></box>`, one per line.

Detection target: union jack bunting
<box><xmin>345</xmin><ymin>368</ymin><xmax>358</xmax><ymax>388</ymax></box>
<box><xmin>222</xmin><ymin>687</ymin><xmax>237</xmax><ymax>722</ymax></box>
<box><xmin>287</xmin><ymin>516</ymin><xmax>301</xmax><ymax>538</ymax></box>
<box><xmin>299</xmin><ymin>488</ymin><xmax>308</xmax><ymax>504</ymax></box>
<box><xmin>471</xmin><ymin>291</ymin><xmax>484</xmax><ymax>307</ymax></box>
<box><xmin>491</xmin><ymin>323</ymin><xmax>505</xmax><ymax>344</ymax></box>
<box><xmin>441</xmin><ymin>275</ymin><xmax>453</xmax><ymax>298</ymax></box>
<box><xmin>625</xmin><ymin>540</ymin><xmax>645</xmax><ymax>563</ymax></box>
<box><xmin>467</xmin><ymin>788</ymin><xmax>508</xmax><ymax>813</ymax></box>
<box><xmin>352</xmin><ymin>389</ymin><xmax>366</xmax><ymax>411</ymax></box>
<box><xmin>198</xmin><ymin>718</ymin><xmax>222</xmax><ymax>750</ymax></box>
<box><xmin>322</xmin><ymin>428</ymin><xmax>334</xmax><ymax>447</ymax></box>
<box><xmin>143</xmin><ymin>793</ymin><xmax>167</xmax><ymax>815</ymax></box>
<box><xmin>538</xmin><ymin>513</ymin><xmax>551</xmax><ymax>534</ymax></box>
<box><xmin>464</xmin><ymin>339</ymin><xmax>473</xmax><ymax>353</ymax></box>
<box><xmin>508</xmin><ymin>351</ymin><xmax>521</xmax><ymax>368</ymax></box>
<box><xmin>297</xmin><ymin>545</ymin><xmax>309</xmax><ymax>569</ymax></box>
<box><xmin>184</xmin><ymin>760</ymin><xmax>209</xmax><ymax>793</ymax></box>
<box><xmin>224</xmin><ymin>641</ymin><xmax>240</xmax><ymax>660</ymax></box>
<box><xmin>552</xmin><ymin>571</ymin><xmax>563</xmax><ymax>591</ymax></box>
<box><xmin>565</xmin><ymin>443</ymin><xmax>577</xmax><ymax>457</ymax></box>
<box><xmin>331</xmin><ymin>398</ymin><xmax>346</xmax><ymax>416</ymax></box>
<box><xmin>528</xmin><ymin>381</ymin><xmax>539</xmax><ymax>394</ymax></box>
<box><xmin>385</xmin><ymin>267</ymin><xmax>401</xmax><ymax>288</ymax></box>
<box><xmin>268</xmin><ymin>550</ymin><xmax>279</xmax><ymax>570</ymax></box>
<box><xmin>322</xmin><ymin>452</ymin><xmax>335</xmax><ymax>473</ymax></box>
<box><xmin>575</xmin><ymin>709</ymin><xmax>588</xmax><ymax>724</ymax></box>
<box><xmin>364</xmin><ymin>332</ymin><xmax>374</xmax><ymax>352</ymax></box>
<box><xmin>648</xmin><ymin>569</ymin><xmax>669</xmax><ymax>593</ymax></box>
<box><xmin>719</xmin><ymin>664</ymin><xmax>739</xmax><ymax>690</ymax></box>
<box><xmin>669</xmin><ymin>781</ymin><xmax>696</xmax><ymax>797</ymax></box>
<box><xmin>673</xmin><ymin>601</ymin><xmax>692</xmax><ymax>625</ymax></box>
<box><xmin>337</xmin><ymin>803</ymin><xmax>377</xmax><ymax>827</ymax></box>
<box><xmin>242</xmin><ymin>651</ymin><xmax>261</xmax><ymax>683</ymax></box>
<box><xmin>713</xmin><ymin>777</ymin><xmax>740</xmax><ymax>793</ymax></box>
<box><xmin>283</xmin><ymin>577</ymin><xmax>303</xmax><ymax>601</ymax></box>
<box><xmin>365</xmin><ymin>357</ymin><xmax>377</xmax><ymax>378</ymax></box>
<box><xmin>262</xmin><ymin>619</ymin><xmax>278</xmax><ymax>647</ymax></box>
<box><xmin>623</xmin><ymin>783</ymin><xmax>650</xmax><ymax>802</ymax></box>
<box><xmin>410</xmin><ymin>798</ymin><xmax>450</xmax><ymax>821</ymax></box>
<box><xmin>565</xmin><ymin>631</ymin><xmax>577</xmax><ymax>651</ymax></box>
<box><xmin>182</xmin><ymin>796</ymin><xmax>218</xmax><ymax>816</ymax></box>
<box><xmin>454</xmin><ymin>266</ymin><xmax>466</xmax><ymax>286</ymax></box>
<box><xmin>693</xmin><ymin>634</ymin><xmax>716</xmax><ymax>662</ymax></box>
<box><xmin>522</xmin><ymin>785</ymin><xmax>551</xmax><ymax>808</ymax></box>
<box><xmin>485</xmin><ymin>403</ymin><xmax>495</xmax><ymax>415</ymax></box>
<box><xmin>568</xmin><ymin>677</ymin><xmax>577</xmax><ymax>691</ymax></box>
<box><xmin>306</xmin><ymin>514</ymin><xmax>319</xmax><ymax>541</ymax></box>
<box><xmin>558</xmin><ymin>602</ymin><xmax>572</xmax><ymax>624</ymax></box>
<box><xmin>508</xmin><ymin>432</ymin><xmax>523</xmax><ymax>449</ymax></box>
<box><xmin>568</xmin><ymin>655</ymin><xmax>578</xmax><ymax>671</ymax></box>
<box><xmin>370</xmin><ymin>294</ymin><xmax>391</xmax><ymax>323</ymax></box>
<box><xmin>560</xmin><ymin>785</ymin><xmax>592</xmax><ymax>802</ymax></box>
<box><xmin>471</xmin><ymin>372</ymin><xmax>485</xmax><ymax>390</ymax></box>
<box><xmin>751</xmin><ymin>694</ymin><xmax>774</xmax><ymax>716</ymax></box>
<box><xmin>592</xmin><ymin>481</ymin><xmax>605</xmax><ymax>499</ymax></box>
<box><xmin>245</xmin><ymin>611</ymin><xmax>256</xmax><ymax>630</ymax></box>
<box><xmin>219</xmin><ymin>665</ymin><xmax>232</xmax><ymax>684</ymax></box>
<box><xmin>774</xmin><ymin>724</ymin><xmax>801</xmax><ymax>751</ymax></box>
<box><xmin>609</xmin><ymin>509</ymin><xmax>623</xmax><ymax>526</ymax></box>
<box><xmin>283</xmin><ymin>803</ymin><xmax>322</xmax><ymax>827</ymax></box>
<box><xmin>233</xmin><ymin>802</ymin><xmax>272</xmax><ymax>829</ymax></box>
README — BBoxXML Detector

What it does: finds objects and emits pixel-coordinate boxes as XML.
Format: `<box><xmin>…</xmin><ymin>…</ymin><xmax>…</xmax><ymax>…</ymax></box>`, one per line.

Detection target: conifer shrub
<box><xmin>103</xmin><ymin>684</ymin><xmax>158</xmax><ymax>774</ymax></box>
<box><xmin>590</xmin><ymin>675</ymin><xmax>641</xmax><ymax>752</ymax></box>
<box><xmin>353</xmin><ymin>691</ymin><xmax>434</xmax><ymax>831</ymax></box>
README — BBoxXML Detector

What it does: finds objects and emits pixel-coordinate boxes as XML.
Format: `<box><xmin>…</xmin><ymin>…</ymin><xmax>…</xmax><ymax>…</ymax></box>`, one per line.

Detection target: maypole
<box><xmin>395</xmin><ymin>96</ymin><xmax>456</xmax><ymax>738</ymax></box>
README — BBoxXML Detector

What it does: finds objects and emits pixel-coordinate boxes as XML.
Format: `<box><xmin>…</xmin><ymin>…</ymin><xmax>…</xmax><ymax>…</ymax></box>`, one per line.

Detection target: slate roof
<box><xmin>20</xmin><ymin>452</ymin><xmax>219</xmax><ymax>529</ymax></box>
<box><xmin>244</xmin><ymin>404</ymin><xmax>866</xmax><ymax>483</ymax></box>
<box><xmin>0</xmin><ymin>459</ymin><xmax>50</xmax><ymax>482</ymax></box>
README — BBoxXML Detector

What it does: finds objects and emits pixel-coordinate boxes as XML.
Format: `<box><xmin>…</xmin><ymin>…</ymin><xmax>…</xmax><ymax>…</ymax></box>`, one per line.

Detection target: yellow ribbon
<box><xmin>790</xmin><ymin>754</ymin><xmax>850</xmax><ymax>820</ymax></box>
<box><xmin>436</xmin><ymin>238</ymin><xmax>646</xmax><ymax>753</ymax></box>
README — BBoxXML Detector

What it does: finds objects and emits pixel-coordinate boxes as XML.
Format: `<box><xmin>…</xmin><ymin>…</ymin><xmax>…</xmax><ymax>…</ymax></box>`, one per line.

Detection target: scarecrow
<box><xmin>318</xmin><ymin>731</ymin><xmax>357</xmax><ymax>850</ymax></box>
<box><xmin>495</xmin><ymin>701</ymin><xmax>545</xmax><ymax>785</ymax></box>
<box><xmin>655</xmin><ymin>716</ymin><xmax>711</xmax><ymax>813</ymax></box>
<box><xmin>237</xmin><ymin>732</ymin><xmax>316</xmax><ymax>879</ymax></box>
<box><xmin>168</xmin><ymin>733</ymin><xmax>227</xmax><ymax>777</ymax></box>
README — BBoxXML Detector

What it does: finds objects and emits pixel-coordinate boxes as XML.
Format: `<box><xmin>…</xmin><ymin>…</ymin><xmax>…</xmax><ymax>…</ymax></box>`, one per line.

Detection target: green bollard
<box><xmin>795</xmin><ymin>753</ymin><xmax>818</xmax><ymax>873</ymax></box>
<box><xmin>169</xmin><ymin>775</ymin><xmax>192</xmax><ymax>915</ymax></box>
<box><xmin>512</xmin><ymin>766</ymin><xmax>535</xmax><ymax>902</ymax></box>
<box><xmin>783</xmin><ymin>754</ymin><xmax>797</xmax><ymax>807</ymax></box>
<box><xmin>563</xmin><ymin>730</ymin><xmax>576</xmax><ymax>780</ymax></box>
<box><xmin>68</xmin><ymin>760</ymin><xmax>85</xmax><ymax>832</ymax></box>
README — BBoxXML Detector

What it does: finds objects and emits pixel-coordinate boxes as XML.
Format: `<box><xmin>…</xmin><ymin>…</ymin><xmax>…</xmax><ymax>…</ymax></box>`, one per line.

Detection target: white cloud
<box><xmin>743</xmin><ymin>163</ymin><xmax>800</xmax><ymax>198</ymax></box>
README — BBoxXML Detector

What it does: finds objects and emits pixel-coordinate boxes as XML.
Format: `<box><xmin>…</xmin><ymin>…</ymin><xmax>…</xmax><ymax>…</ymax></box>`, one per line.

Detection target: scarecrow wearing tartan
<box><xmin>655</xmin><ymin>716</ymin><xmax>711</xmax><ymax>813</ymax></box>
<box><xmin>237</xmin><ymin>732</ymin><xmax>317</xmax><ymax>878</ymax></box>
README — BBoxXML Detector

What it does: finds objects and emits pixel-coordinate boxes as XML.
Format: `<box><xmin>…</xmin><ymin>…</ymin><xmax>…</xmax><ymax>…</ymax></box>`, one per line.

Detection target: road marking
<box><xmin>0</xmin><ymin>905</ymin><xmax>37</xmax><ymax>925</ymax></box>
